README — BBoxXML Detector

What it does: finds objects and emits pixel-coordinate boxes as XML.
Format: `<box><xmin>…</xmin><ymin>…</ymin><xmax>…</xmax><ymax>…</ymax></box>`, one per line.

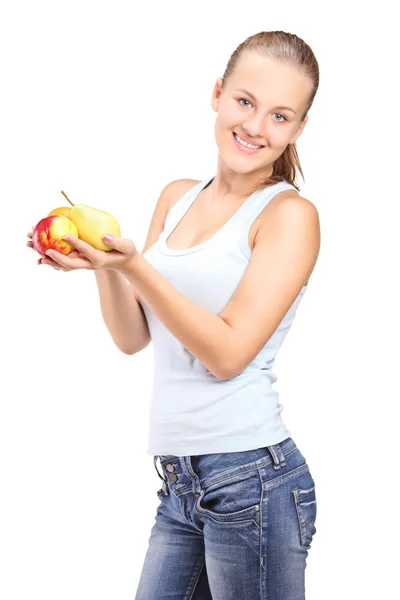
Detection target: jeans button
<box><xmin>166</xmin><ymin>464</ymin><xmax>175</xmax><ymax>473</ymax></box>
<box><xmin>169</xmin><ymin>473</ymin><xmax>178</xmax><ymax>483</ymax></box>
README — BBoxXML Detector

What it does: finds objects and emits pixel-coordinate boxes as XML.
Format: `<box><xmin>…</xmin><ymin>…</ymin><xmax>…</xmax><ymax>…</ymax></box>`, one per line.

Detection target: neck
<box><xmin>208</xmin><ymin>163</ymin><xmax>274</xmax><ymax>200</ymax></box>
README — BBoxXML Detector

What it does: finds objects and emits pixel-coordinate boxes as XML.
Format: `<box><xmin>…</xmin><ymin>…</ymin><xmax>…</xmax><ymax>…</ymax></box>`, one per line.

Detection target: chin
<box><xmin>225</xmin><ymin>149</ymin><xmax>263</xmax><ymax>170</ymax></box>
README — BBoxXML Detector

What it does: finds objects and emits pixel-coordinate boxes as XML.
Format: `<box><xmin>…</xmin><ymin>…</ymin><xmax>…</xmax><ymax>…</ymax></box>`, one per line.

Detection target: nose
<box><xmin>242</xmin><ymin>112</ymin><xmax>266</xmax><ymax>143</ymax></box>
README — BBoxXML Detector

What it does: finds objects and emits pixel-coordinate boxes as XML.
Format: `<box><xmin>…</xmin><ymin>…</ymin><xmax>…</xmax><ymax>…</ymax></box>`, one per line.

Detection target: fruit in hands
<box><xmin>70</xmin><ymin>205</ymin><xmax>121</xmax><ymax>251</ymax></box>
<box><xmin>49</xmin><ymin>190</ymin><xmax>121</xmax><ymax>252</ymax></box>
<box><xmin>32</xmin><ymin>215</ymin><xmax>78</xmax><ymax>257</ymax></box>
<box><xmin>48</xmin><ymin>206</ymin><xmax>72</xmax><ymax>219</ymax></box>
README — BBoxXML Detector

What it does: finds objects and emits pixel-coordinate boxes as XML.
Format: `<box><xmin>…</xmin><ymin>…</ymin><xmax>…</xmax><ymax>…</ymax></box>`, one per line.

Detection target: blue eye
<box><xmin>237</xmin><ymin>99</ymin><xmax>287</xmax><ymax>123</ymax></box>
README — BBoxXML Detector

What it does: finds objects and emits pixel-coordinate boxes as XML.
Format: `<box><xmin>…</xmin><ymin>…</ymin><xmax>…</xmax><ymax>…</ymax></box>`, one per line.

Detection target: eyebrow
<box><xmin>235</xmin><ymin>88</ymin><xmax>296</xmax><ymax>114</ymax></box>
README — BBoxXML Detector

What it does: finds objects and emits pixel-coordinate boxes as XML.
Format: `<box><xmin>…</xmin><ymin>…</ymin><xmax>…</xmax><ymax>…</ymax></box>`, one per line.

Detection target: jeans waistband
<box><xmin>153</xmin><ymin>440</ymin><xmax>291</xmax><ymax>485</ymax></box>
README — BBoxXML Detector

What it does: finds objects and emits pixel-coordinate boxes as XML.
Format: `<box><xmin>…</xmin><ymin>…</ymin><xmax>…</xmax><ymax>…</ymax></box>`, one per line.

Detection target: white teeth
<box><xmin>234</xmin><ymin>133</ymin><xmax>262</xmax><ymax>149</ymax></box>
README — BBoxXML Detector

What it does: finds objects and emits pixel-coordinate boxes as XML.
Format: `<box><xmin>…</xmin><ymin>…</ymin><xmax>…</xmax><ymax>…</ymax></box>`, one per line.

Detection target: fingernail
<box><xmin>62</xmin><ymin>236</ymin><xmax>69</xmax><ymax>241</ymax></box>
<box><xmin>103</xmin><ymin>234</ymin><xmax>112</xmax><ymax>242</ymax></box>
<box><xmin>45</xmin><ymin>251</ymin><xmax>52</xmax><ymax>257</ymax></box>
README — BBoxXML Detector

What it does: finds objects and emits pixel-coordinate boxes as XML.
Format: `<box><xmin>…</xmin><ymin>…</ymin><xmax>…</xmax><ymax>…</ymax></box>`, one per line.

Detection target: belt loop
<box><xmin>267</xmin><ymin>444</ymin><xmax>286</xmax><ymax>470</ymax></box>
<box><xmin>153</xmin><ymin>456</ymin><xmax>167</xmax><ymax>483</ymax></box>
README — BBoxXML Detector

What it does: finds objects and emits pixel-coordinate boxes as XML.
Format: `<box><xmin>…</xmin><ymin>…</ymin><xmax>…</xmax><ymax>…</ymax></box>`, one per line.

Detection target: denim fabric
<box><xmin>135</xmin><ymin>437</ymin><xmax>317</xmax><ymax>599</ymax></box>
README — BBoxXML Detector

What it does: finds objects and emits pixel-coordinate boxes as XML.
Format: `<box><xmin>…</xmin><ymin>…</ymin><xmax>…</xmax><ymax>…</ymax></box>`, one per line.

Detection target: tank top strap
<box><xmin>237</xmin><ymin>181</ymin><xmax>298</xmax><ymax>260</ymax></box>
<box><xmin>162</xmin><ymin>178</ymin><xmax>214</xmax><ymax>237</ymax></box>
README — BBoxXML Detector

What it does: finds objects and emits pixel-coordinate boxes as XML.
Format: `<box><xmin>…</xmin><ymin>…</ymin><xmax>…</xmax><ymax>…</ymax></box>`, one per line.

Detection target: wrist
<box><xmin>117</xmin><ymin>251</ymin><xmax>142</xmax><ymax>277</ymax></box>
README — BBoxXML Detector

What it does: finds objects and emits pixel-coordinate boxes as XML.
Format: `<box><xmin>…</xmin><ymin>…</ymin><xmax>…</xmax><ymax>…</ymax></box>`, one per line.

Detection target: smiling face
<box><xmin>211</xmin><ymin>51</ymin><xmax>314</xmax><ymax>182</ymax></box>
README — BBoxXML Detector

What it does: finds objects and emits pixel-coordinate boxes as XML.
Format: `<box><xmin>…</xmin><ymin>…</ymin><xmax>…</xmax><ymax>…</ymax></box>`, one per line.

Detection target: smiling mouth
<box><xmin>232</xmin><ymin>131</ymin><xmax>265</xmax><ymax>154</ymax></box>
<box><xmin>233</xmin><ymin>132</ymin><xmax>265</xmax><ymax>150</ymax></box>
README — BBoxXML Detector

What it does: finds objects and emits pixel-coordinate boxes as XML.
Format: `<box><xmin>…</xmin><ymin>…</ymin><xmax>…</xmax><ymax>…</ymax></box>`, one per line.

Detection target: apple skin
<box><xmin>32</xmin><ymin>215</ymin><xmax>79</xmax><ymax>257</ymax></box>
<box><xmin>47</xmin><ymin>206</ymin><xmax>72</xmax><ymax>219</ymax></box>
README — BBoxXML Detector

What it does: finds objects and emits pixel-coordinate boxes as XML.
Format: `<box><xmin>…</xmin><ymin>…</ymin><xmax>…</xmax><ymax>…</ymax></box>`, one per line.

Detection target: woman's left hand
<box><xmin>43</xmin><ymin>234</ymin><xmax>138</xmax><ymax>271</ymax></box>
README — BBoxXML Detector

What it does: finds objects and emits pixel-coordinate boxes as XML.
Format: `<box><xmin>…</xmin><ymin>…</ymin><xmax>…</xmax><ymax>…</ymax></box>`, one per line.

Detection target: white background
<box><xmin>1</xmin><ymin>1</ymin><xmax>398</xmax><ymax>598</ymax></box>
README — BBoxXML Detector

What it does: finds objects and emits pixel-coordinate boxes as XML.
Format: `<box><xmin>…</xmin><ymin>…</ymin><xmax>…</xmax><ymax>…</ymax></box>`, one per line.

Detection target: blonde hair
<box><xmin>220</xmin><ymin>31</ymin><xmax>320</xmax><ymax>192</ymax></box>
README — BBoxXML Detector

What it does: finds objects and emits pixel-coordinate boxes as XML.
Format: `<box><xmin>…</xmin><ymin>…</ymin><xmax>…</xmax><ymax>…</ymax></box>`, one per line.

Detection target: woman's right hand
<box><xmin>26</xmin><ymin>226</ymin><xmax>81</xmax><ymax>271</ymax></box>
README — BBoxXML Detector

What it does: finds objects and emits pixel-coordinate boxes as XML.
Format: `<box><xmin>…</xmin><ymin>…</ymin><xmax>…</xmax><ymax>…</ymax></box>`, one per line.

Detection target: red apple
<box><xmin>32</xmin><ymin>215</ymin><xmax>79</xmax><ymax>257</ymax></box>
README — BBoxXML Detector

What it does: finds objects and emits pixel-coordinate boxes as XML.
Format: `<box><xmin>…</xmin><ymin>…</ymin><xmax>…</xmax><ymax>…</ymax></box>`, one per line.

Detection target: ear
<box><xmin>290</xmin><ymin>115</ymin><xmax>308</xmax><ymax>144</ymax></box>
<box><xmin>211</xmin><ymin>77</ymin><xmax>224</xmax><ymax>112</ymax></box>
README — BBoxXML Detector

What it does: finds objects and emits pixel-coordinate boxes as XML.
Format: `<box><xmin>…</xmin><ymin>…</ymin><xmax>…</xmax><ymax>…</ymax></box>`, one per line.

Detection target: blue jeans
<box><xmin>135</xmin><ymin>437</ymin><xmax>317</xmax><ymax>599</ymax></box>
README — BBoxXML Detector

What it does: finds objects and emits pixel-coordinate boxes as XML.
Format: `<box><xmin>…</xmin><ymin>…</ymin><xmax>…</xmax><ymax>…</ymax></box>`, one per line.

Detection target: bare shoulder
<box><xmin>256</xmin><ymin>191</ymin><xmax>320</xmax><ymax>243</ymax></box>
<box><xmin>280</xmin><ymin>192</ymin><xmax>320</xmax><ymax>222</ymax></box>
<box><xmin>277</xmin><ymin>192</ymin><xmax>320</xmax><ymax>228</ymax></box>
<box><xmin>130</xmin><ymin>178</ymin><xmax>201</xmax><ymax>305</ymax></box>
<box><xmin>137</xmin><ymin>178</ymin><xmax>201</xmax><ymax>259</ymax></box>
<box><xmin>268</xmin><ymin>189</ymin><xmax>319</xmax><ymax>214</ymax></box>
<box><xmin>163</xmin><ymin>178</ymin><xmax>202</xmax><ymax>217</ymax></box>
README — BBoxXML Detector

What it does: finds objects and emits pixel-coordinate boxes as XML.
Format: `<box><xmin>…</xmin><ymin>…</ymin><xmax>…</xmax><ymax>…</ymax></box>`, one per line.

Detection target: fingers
<box><xmin>102</xmin><ymin>234</ymin><xmax>136</xmax><ymax>255</ymax></box>
<box><xmin>39</xmin><ymin>250</ymin><xmax>80</xmax><ymax>270</ymax></box>
<box><xmin>27</xmin><ymin>236</ymin><xmax>80</xmax><ymax>270</ymax></box>
<box><xmin>44</xmin><ymin>249</ymin><xmax>93</xmax><ymax>270</ymax></box>
<box><xmin>61</xmin><ymin>235</ymin><xmax>98</xmax><ymax>261</ymax></box>
<box><xmin>38</xmin><ymin>256</ymin><xmax>68</xmax><ymax>271</ymax></box>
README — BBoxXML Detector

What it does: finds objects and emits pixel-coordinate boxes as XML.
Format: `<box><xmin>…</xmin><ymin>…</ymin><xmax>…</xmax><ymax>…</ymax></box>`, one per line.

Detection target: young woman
<box><xmin>27</xmin><ymin>30</ymin><xmax>320</xmax><ymax>600</ymax></box>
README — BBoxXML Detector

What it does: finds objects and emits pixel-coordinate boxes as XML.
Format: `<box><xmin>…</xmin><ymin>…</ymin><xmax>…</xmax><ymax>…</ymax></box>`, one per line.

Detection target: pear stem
<box><xmin>61</xmin><ymin>190</ymin><xmax>75</xmax><ymax>207</ymax></box>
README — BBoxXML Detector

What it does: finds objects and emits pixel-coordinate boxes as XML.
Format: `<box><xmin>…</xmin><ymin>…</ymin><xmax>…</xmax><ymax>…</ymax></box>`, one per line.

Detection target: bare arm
<box><xmin>94</xmin><ymin>269</ymin><xmax>149</xmax><ymax>354</ymax></box>
<box><xmin>94</xmin><ymin>179</ymin><xmax>198</xmax><ymax>355</ymax></box>
<box><xmin>117</xmin><ymin>195</ymin><xmax>319</xmax><ymax>378</ymax></box>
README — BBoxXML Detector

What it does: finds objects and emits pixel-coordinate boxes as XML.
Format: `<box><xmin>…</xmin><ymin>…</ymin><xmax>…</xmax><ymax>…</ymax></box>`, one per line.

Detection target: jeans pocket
<box><xmin>196</xmin><ymin>468</ymin><xmax>262</xmax><ymax>526</ymax></box>
<box><xmin>292</xmin><ymin>478</ymin><xmax>317</xmax><ymax>548</ymax></box>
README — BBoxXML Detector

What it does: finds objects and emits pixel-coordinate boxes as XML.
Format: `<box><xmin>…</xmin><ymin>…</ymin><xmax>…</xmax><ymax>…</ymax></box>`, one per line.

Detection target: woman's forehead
<box><xmin>226</xmin><ymin>54</ymin><xmax>312</xmax><ymax>106</ymax></box>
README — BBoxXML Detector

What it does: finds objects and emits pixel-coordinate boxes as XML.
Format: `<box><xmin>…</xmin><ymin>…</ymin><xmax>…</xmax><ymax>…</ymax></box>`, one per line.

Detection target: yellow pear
<box><xmin>59</xmin><ymin>191</ymin><xmax>121</xmax><ymax>251</ymax></box>
<box><xmin>70</xmin><ymin>204</ymin><xmax>121</xmax><ymax>251</ymax></box>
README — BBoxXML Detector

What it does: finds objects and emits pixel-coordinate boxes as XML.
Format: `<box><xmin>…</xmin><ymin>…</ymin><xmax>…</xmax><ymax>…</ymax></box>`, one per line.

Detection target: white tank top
<box><xmin>140</xmin><ymin>176</ymin><xmax>308</xmax><ymax>456</ymax></box>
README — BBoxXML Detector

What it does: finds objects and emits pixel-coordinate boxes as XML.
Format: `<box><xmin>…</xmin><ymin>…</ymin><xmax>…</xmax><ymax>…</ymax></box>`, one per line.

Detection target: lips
<box><xmin>233</xmin><ymin>132</ymin><xmax>265</xmax><ymax>148</ymax></box>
